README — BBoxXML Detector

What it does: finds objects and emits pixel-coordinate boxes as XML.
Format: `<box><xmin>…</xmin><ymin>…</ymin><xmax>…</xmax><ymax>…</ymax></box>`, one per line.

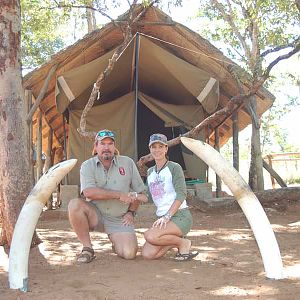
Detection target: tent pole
<box><xmin>133</xmin><ymin>33</ymin><xmax>140</xmax><ymax>162</ymax></box>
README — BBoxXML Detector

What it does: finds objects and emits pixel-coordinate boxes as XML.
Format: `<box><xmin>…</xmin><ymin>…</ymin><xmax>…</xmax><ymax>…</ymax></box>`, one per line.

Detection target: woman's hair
<box><xmin>149</xmin><ymin>141</ymin><xmax>169</xmax><ymax>159</ymax></box>
<box><xmin>92</xmin><ymin>140</ymin><xmax>120</xmax><ymax>156</ymax></box>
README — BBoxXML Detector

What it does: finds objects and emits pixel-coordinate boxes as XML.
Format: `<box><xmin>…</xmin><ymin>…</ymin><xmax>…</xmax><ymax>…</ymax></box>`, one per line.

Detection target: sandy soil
<box><xmin>1</xmin><ymin>200</ymin><xmax>300</xmax><ymax>300</ymax></box>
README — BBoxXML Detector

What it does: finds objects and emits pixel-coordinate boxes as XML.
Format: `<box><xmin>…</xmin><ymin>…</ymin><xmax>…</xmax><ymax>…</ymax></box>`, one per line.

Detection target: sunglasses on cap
<box><xmin>95</xmin><ymin>130</ymin><xmax>115</xmax><ymax>140</ymax></box>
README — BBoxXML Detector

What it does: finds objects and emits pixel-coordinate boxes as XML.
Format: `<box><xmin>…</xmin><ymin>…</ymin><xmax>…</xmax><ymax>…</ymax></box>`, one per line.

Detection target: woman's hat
<box><xmin>149</xmin><ymin>133</ymin><xmax>168</xmax><ymax>146</ymax></box>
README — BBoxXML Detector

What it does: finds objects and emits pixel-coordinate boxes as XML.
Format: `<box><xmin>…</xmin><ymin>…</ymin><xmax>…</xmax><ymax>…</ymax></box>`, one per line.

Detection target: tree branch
<box><xmin>257</xmin><ymin>42</ymin><xmax>300</xmax><ymax>87</ymax></box>
<box><xmin>48</xmin><ymin>2</ymin><xmax>115</xmax><ymax>22</ymax></box>
<box><xmin>211</xmin><ymin>0</ymin><xmax>252</xmax><ymax>63</ymax></box>
<box><xmin>261</xmin><ymin>36</ymin><xmax>300</xmax><ymax>58</ymax></box>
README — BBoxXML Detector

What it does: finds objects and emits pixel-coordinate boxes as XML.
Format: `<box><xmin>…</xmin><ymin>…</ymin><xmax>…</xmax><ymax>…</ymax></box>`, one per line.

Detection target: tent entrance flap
<box><xmin>137</xmin><ymin>100</ymin><xmax>186</xmax><ymax>170</ymax></box>
<box><xmin>137</xmin><ymin>95</ymin><xmax>207</xmax><ymax>180</ymax></box>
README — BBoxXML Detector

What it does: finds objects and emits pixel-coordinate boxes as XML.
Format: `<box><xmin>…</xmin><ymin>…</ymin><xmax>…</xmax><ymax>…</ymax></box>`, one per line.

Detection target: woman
<box><xmin>142</xmin><ymin>133</ymin><xmax>198</xmax><ymax>261</ymax></box>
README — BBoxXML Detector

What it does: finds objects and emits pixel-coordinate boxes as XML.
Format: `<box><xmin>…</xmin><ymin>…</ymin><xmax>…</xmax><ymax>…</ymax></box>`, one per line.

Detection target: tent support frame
<box><xmin>133</xmin><ymin>33</ymin><xmax>141</xmax><ymax>161</ymax></box>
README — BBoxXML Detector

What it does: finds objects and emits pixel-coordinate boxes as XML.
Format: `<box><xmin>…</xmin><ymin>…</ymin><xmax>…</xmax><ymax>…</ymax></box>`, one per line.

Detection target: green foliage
<box><xmin>20</xmin><ymin>0</ymin><xmax>184</xmax><ymax>70</ymax></box>
<box><xmin>197</xmin><ymin>0</ymin><xmax>299</xmax><ymax>73</ymax></box>
<box><xmin>21</xmin><ymin>0</ymin><xmax>67</xmax><ymax>70</ymax></box>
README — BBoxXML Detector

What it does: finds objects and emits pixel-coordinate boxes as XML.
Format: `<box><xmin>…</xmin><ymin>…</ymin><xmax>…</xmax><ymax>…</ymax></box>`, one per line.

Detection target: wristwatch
<box><xmin>127</xmin><ymin>209</ymin><xmax>137</xmax><ymax>217</ymax></box>
<box><xmin>164</xmin><ymin>212</ymin><xmax>172</xmax><ymax>221</ymax></box>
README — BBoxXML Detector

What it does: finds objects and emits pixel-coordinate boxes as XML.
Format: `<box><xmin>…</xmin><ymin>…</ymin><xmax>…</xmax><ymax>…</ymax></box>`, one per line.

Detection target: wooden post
<box><xmin>206</xmin><ymin>134</ymin><xmax>210</xmax><ymax>183</ymax></box>
<box><xmin>232</xmin><ymin>111</ymin><xmax>239</xmax><ymax>171</ymax></box>
<box><xmin>24</xmin><ymin>90</ymin><xmax>35</xmax><ymax>186</ymax></box>
<box><xmin>62</xmin><ymin>115</ymin><xmax>68</xmax><ymax>185</ymax></box>
<box><xmin>44</xmin><ymin>127</ymin><xmax>53</xmax><ymax>173</ymax></box>
<box><xmin>263</xmin><ymin>159</ymin><xmax>287</xmax><ymax>188</ymax></box>
<box><xmin>36</xmin><ymin>111</ymin><xmax>43</xmax><ymax>180</ymax></box>
<box><xmin>214</xmin><ymin>127</ymin><xmax>222</xmax><ymax>197</ymax></box>
<box><xmin>267</xmin><ymin>155</ymin><xmax>276</xmax><ymax>188</ymax></box>
<box><xmin>26</xmin><ymin>64</ymin><xmax>57</xmax><ymax>124</ymax></box>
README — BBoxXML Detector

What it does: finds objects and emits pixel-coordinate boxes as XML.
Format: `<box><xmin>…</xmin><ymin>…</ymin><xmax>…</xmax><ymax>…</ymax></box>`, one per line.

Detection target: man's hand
<box><xmin>119</xmin><ymin>193</ymin><xmax>135</xmax><ymax>204</ymax></box>
<box><xmin>122</xmin><ymin>212</ymin><xmax>134</xmax><ymax>226</ymax></box>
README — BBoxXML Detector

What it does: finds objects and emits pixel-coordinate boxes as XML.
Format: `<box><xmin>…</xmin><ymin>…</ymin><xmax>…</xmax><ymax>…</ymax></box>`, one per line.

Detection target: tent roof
<box><xmin>55</xmin><ymin>35</ymin><xmax>218</xmax><ymax>113</ymax></box>
<box><xmin>23</xmin><ymin>5</ymin><xmax>274</xmax><ymax>155</ymax></box>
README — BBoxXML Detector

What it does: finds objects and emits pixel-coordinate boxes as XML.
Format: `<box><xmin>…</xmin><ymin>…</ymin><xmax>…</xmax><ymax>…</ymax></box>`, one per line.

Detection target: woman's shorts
<box><xmin>170</xmin><ymin>208</ymin><xmax>193</xmax><ymax>236</ymax></box>
<box><xmin>89</xmin><ymin>201</ymin><xmax>135</xmax><ymax>235</ymax></box>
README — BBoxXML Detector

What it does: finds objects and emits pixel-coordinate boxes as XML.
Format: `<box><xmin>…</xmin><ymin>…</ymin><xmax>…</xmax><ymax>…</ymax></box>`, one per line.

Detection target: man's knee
<box><xmin>112</xmin><ymin>234</ymin><xmax>138</xmax><ymax>260</ymax></box>
<box><xmin>68</xmin><ymin>198</ymin><xmax>84</xmax><ymax>213</ymax></box>
<box><xmin>121</xmin><ymin>247</ymin><xmax>137</xmax><ymax>260</ymax></box>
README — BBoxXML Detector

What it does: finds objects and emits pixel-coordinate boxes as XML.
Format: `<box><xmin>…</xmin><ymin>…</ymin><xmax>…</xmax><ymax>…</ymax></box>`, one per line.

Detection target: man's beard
<box><xmin>101</xmin><ymin>152</ymin><xmax>113</xmax><ymax>160</ymax></box>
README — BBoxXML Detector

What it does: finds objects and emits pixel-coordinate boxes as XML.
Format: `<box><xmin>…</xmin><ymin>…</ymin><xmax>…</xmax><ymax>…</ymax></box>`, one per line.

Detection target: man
<box><xmin>68</xmin><ymin>129</ymin><xmax>147</xmax><ymax>263</ymax></box>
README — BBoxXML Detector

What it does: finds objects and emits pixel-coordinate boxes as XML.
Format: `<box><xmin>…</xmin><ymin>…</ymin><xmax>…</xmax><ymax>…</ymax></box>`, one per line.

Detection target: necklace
<box><xmin>155</xmin><ymin>160</ymin><xmax>168</xmax><ymax>175</ymax></box>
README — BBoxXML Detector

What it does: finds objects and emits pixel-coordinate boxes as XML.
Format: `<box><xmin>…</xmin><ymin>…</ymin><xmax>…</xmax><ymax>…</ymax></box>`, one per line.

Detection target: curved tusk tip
<box><xmin>59</xmin><ymin>159</ymin><xmax>78</xmax><ymax>170</ymax></box>
<box><xmin>180</xmin><ymin>136</ymin><xmax>190</xmax><ymax>144</ymax></box>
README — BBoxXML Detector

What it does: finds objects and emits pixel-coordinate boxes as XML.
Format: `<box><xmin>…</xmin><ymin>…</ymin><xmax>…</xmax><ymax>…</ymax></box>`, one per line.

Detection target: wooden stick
<box><xmin>262</xmin><ymin>159</ymin><xmax>287</xmax><ymax>188</ymax></box>
<box><xmin>26</xmin><ymin>64</ymin><xmax>58</xmax><ymax>124</ymax></box>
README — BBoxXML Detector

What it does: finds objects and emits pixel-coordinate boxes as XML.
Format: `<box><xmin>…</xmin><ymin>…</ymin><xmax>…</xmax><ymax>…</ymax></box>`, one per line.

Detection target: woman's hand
<box><xmin>152</xmin><ymin>216</ymin><xmax>170</xmax><ymax>229</ymax></box>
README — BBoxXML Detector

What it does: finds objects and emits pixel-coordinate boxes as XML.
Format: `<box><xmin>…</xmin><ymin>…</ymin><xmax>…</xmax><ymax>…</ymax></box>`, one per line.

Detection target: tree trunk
<box><xmin>0</xmin><ymin>0</ymin><xmax>31</xmax><ymax>246</ymax></box>
<box><xmin>248</xmin><ymin>96</ymin><xmax>264</xmax><ymax>191</ymax></box>
<box><xmin>86</xmin><ymin>1</ymin><xmax>96</xmax><ymax>33</ymax></box>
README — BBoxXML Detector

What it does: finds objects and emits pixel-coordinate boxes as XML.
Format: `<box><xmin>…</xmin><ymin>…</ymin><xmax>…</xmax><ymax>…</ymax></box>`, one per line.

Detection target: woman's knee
<box><xmin>141</xmin><ymin>248</ymin><xmax>156</xmax><ymax>260</ymax></box>
<box><xmin>144</xmin><ymin>230</ymin><xmax>159</xmax><ymax>245</ymax></box>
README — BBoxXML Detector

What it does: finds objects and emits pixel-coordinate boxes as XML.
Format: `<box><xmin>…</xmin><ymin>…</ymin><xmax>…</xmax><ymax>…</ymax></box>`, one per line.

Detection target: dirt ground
<box><xmin>1</xmin><ymin>200</ymin><xmax>300</xmax><ymax>300</ymax></box>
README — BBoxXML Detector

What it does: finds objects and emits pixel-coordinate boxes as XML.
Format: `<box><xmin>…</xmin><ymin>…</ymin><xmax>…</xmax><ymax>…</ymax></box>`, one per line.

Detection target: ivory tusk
<box><xmin>181</xmin><ymin>137</ymin><xmax>284</xmax><ymax>279</ymax></box>
<box><xmin>9</xmin><ymin>159</ymin><xmax>77</xmax><ymax>291</ymax></box>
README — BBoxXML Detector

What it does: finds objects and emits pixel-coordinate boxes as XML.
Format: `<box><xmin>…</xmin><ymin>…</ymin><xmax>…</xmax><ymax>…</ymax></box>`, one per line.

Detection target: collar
<box><xmin>95</xmin><ymin>155</ymin><xmax>118</xmax><ymax>167</ymax></box>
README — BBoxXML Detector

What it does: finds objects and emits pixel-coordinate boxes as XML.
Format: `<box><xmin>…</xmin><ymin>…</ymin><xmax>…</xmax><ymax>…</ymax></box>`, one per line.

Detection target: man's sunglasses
<box><xmin>96</xmin><ymin>131</ymin><xmax>115</xmax><ymax>138</ymax></box>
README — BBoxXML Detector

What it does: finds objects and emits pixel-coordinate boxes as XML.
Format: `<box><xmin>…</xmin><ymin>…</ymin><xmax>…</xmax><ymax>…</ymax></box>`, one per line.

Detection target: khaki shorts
<box><xmin>89</xmin><ymin>201</ymin><xmax>135</xmax><ymax>235</ymax></box>
<box><xmin>170</xmin><ymin>208</ymin><xmax>193</xmax><ymax>236</ymax></box>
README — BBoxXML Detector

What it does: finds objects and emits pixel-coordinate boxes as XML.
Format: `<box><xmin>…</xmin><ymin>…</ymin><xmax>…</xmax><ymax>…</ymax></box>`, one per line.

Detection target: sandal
<box><xmin>77</xmin><ymin>247</ymin><xmax>96</xmax><ymax>263</ymax></box>
<box><xmin>174</xmin><ymin>250</ymin><xmax>199</xmax><ymax>262</ymax></box>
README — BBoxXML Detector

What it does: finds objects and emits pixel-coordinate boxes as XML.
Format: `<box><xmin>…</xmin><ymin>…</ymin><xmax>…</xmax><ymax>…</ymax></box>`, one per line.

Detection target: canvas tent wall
<box><xmin>67</xmin><ymin>91</ymin><xmax>207</xmax><ymax>185</ymax></box>
<box><xmin>56</xmin><ymin>35</ymin><xmax>216</xmax><ymax>185</ymax></box>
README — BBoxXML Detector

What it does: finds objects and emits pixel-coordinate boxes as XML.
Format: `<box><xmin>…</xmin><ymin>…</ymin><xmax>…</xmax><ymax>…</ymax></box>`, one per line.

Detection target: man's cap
<box><xmin>95</xmin><ymin>129</ymin><xmax>115</xmax><ymax>141</ymax></box>
<box><xmin>149</xmin><ymin>133</ymin><xmax>168</xmax><ymax>146</ymax></box>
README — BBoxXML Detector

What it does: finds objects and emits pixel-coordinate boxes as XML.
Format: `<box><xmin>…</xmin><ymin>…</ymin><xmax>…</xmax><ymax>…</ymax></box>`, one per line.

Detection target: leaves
<box><xmin>21</xmin><ymin>0</ymin><xmax>68</xmax><ymax>69</ymax></box>
<box><xmin>197</xmin><ymin>0</ymin><xmax>300</xmax><ymax>76</ymax></box>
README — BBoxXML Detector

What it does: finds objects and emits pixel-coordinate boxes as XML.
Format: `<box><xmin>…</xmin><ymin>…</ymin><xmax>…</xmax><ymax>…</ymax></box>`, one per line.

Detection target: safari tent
<box><xmin>23</xmin><ymin>5</ymin><xmax>275</xmax><ymax>186</ymax></box>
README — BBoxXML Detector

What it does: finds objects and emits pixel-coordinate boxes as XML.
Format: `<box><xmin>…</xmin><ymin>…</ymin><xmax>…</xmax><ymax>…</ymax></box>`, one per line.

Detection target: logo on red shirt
<box><xmin>119</xmin><ymin>167</ymin><xmax>125</xmax><ymax>175</ymax></box>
